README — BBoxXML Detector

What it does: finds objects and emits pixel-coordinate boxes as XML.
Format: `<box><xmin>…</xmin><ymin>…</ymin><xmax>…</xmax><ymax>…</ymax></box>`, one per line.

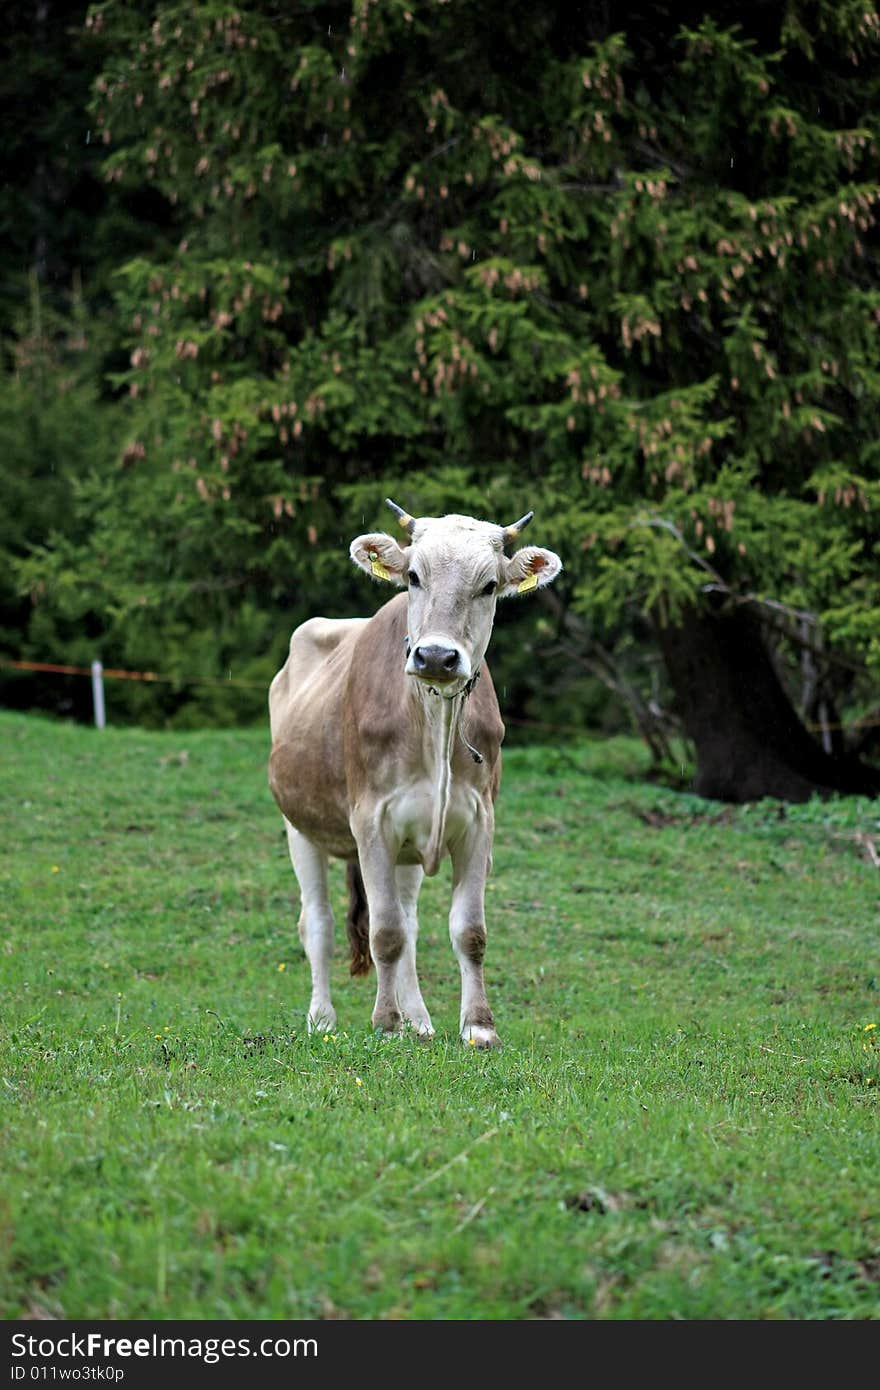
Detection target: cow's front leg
<box><xmin>353</xmin><ymin>823</ymin><xmax>408</xmax><ymax>1035</ymax></box>
<box><xmin>394</xmin><ymin>865</ymin><xmax>434</xmax><ymax>1037</ymax></box>
<box><xmin>449</xmin><ymin>814</ymin><xmax>501</xmax><ymax>1049</ymax></box>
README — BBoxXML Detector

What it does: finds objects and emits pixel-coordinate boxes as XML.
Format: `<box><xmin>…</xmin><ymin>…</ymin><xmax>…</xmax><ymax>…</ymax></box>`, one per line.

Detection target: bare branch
<box><xmin>633</xmin><ymin>514</ymin><xmax>725</xmax><ymax>583</ymax></box>
<box><xmin>539</xmin><ymin>586</ymin><xmax>683</xmax><ymax>766</ymax></box>
<box><xmin>633</xmin><ymin>515</ymin><xmax>866</xmax><ymax>676</ymax></box>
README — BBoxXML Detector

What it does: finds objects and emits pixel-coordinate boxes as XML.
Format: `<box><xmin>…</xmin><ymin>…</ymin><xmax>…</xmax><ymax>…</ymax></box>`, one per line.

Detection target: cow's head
<box><xmin>350</xmin><ymin>500</ymin><xmax>562</xmax><ymax>695</ymax></box>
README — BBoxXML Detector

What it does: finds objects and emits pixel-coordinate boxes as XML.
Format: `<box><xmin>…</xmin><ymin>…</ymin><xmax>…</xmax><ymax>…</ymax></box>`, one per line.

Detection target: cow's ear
<box><xmin>350</xmin><ymin>532</ymin><xmax>410</xmax><ymax>586</ymax></box>
<box><xmin>499</xmin><ymin>545</ymin><xmax>563</xmax><ymax>598</ymax></box>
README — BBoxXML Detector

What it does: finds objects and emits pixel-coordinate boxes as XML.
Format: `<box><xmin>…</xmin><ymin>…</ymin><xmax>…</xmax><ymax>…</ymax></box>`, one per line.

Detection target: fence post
<box><xmin>91</xmin><ymin>659</ymin><xmax>106</xmax><ymax>729</ymax></box>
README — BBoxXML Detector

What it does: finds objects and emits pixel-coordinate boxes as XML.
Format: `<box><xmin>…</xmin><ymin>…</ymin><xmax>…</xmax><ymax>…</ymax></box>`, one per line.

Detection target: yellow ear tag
<box><xmin>518</xmin><ymin>571</ymin><xmax>539</xmax><ymax>594</ymax></box>
<box><xmin>370</xmin><ymin>554</ymin><xmax>392</xmax><ymax>581</ymax></box>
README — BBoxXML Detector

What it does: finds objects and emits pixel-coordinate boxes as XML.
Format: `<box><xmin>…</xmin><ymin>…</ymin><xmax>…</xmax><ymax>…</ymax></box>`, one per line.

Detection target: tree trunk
<box><xmin>655</xmin><ymin>605</ymin><xmax>880</xmax><ymax>802</ymax></box>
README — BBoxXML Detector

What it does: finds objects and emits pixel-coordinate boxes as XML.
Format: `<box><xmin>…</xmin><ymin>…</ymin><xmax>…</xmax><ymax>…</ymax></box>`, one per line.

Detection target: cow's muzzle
<box><xmin>407</xmin><ymin>642</ymin><xmax>469</xmax><ymax>685</ymax></box>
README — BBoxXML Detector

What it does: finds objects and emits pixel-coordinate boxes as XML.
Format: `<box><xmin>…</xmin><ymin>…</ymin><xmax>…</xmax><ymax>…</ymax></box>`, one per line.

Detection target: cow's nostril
<box><xmin>410</xmin><ymin>644</ymin><xmax>461</xmax><ymax>680</ymax></box>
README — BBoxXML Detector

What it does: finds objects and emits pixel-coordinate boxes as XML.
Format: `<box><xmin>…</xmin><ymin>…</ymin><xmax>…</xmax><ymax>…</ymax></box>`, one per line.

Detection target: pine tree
<box><xmin>13</xmin><ymin>1</ymin><xmax>880</xmax><ymax>789</ymax></box>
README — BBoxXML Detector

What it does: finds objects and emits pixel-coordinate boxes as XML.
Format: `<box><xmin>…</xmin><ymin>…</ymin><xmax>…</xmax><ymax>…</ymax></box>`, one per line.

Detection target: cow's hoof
<box><xmin>307</xmin><ymin>1007</ymin><xmax>337</xmax><ymax>1035</ymax></box>
<box><xmin>400</xmin><ymin>1015</ymin><xmax>435</xmax><ymax>1040</ymax></box>
<box><xmin>372</xmin><ymin>1011</ymin><xmax>403</xmax><ymax>1037</ymax></box>
<box><xmin>461</xmin><ymin>1025</ymin><xmax>501</xmax><ymax>1050</ymax></box>
<box><xmin>410</xmin><ymin>1023</ymin><xmax>435</xmax><ymax>1043</ymax></box>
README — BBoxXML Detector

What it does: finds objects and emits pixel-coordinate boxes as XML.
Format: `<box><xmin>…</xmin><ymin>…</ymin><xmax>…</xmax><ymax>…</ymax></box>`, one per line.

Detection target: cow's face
<box><xmin>351</xmin><ymin>510</ymin><xmax>562</xmax><ymax>695</ymax></box>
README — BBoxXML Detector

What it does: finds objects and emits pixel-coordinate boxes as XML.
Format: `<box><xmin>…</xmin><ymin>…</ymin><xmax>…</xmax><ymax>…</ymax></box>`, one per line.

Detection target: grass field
<box><xmin>1</xmin><ymin>708</ymin><xmax>878</xmax><ymax>1320</ymax></box>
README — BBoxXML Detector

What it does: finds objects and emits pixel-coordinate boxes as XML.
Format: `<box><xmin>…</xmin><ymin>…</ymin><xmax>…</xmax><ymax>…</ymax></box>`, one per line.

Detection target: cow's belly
<box><xmin>269</xmin><ymin>737</ymin><xmax>356</xmax><ymax>858</ymax></box>
<box><xmin>269</xmin><ymin>615</ymin><xmax>364</xmax><ymax>860</ymax></box>
<box><xmin>287</xmin><ymin>807</ymin><xmax>357</xmax><ymax>861</ymax></box>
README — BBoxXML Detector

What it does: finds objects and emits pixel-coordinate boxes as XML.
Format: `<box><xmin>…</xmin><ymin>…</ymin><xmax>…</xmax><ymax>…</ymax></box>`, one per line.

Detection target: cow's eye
<box><xmin>408</xmin><ymin>571</ymin><xmax>421</xmax><ymax>588</ymax></box>
<box><xmin>480</xmin><ymin>580</ymin><xmax>497</xmax><ymax>596</ymax></box>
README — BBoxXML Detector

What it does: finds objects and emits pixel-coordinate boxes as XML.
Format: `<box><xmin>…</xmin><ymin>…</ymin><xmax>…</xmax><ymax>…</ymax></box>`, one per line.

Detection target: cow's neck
<box><xmin>413</xmin><ymin>682</ymin><xmax>465</xmax><ymax>877</ymax></box>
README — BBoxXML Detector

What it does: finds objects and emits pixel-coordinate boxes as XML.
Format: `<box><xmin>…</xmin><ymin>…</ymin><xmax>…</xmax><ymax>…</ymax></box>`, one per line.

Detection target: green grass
<box><xmin>1</xmin><ymin>710</ymin><xmax>878</xmax><ymax>1320</ymax></box>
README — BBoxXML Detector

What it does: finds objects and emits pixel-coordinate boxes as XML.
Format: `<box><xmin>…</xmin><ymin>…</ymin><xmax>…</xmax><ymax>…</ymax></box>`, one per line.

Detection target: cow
<box><xmin>268</xmin><ymin>500</ymin><xmax>562</xmax><ymax>1048</ymax></box>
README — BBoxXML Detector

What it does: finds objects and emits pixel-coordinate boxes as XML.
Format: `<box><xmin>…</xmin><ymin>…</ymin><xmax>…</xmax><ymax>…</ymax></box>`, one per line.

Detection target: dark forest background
<box><xmin>2</xmin><ymin>0</ymin><xmax>879</xmax><ymax>800</ymax></box>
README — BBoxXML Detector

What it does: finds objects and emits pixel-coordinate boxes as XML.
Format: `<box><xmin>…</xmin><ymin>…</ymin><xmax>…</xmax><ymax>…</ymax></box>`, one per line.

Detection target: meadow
<box><xmin>1</xmin><ymin>708</ymin><xmax>877</xmax><ymax>1320</ymax></box>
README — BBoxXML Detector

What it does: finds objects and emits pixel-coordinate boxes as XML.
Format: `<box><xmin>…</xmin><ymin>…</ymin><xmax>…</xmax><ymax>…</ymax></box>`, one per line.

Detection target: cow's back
<box><xmin>268</xmin><ymin>615</ymin><xmax>367</xmax><ymax>856</ymax></box>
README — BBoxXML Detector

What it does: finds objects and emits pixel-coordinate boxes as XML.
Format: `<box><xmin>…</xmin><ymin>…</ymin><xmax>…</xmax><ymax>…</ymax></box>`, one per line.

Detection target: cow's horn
<box><xmin>386</xmin><ymin>498</ymin><xmax>416</xmax><ymax>535</ymax></box>
<box><xmin>502</xmin><ymin>510</ymin><xmax>534</xmax><ymax>544</ymax></box>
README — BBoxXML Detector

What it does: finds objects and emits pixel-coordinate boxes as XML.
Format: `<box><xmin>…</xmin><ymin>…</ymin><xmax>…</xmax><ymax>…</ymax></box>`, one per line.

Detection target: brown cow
<box><xmin>268</xmin><ymin>501</ymin><xmax>562</xmax><ymax>1047</ymax></box>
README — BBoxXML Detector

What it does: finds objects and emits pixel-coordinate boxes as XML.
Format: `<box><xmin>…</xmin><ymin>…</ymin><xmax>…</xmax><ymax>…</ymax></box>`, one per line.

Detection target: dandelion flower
<box><xmin>354</xmin><ymin>1077</ymin><xmax>363</xmax><ymax>1087</ymax></box>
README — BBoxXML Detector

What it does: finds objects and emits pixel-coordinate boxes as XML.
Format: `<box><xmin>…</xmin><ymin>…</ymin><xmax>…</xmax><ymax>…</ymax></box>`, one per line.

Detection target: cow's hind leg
<box><xmin>284</xmin><ymin>819</ymin><xmax>336</xmax><ymax>1032</ymax></box>
<box><xmin>394</xmin><ymin>865</ymin><xmax>434</xmax><ymax>1038</ymax></box>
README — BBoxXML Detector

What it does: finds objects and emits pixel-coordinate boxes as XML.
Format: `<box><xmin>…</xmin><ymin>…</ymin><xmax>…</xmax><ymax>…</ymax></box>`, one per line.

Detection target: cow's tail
<box><xmin>346</xmin><ymin>860</ymin><xmax>372</xmax><ymax>976</ymax></box>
